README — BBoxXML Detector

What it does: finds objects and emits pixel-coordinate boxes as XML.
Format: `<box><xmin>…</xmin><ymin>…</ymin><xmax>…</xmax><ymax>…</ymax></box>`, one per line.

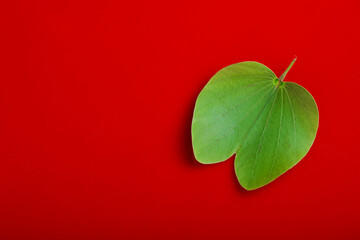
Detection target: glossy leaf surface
<box><xmin>191</xmin><ymin>59</ymin><xmax>319</xmax><ymax>190</ymax></box>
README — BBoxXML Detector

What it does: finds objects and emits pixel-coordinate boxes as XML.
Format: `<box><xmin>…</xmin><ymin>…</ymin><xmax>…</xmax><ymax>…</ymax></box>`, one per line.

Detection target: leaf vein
<box><xmin>250</xmin><ymin>88</ymin><xmax>279</xmax><ymax>182</ymax></box>
<box><xmin>234</xmin><ymin>87</ymin><xmax>278</xmax><ymax>155</ymax></box>
<box><xmin>204</xmin><ymin>83</ymin><xmax>273</xmax><ymax>127</ymax></box>
<box><xmin>210</xmin><ymin>87</ymin><xmax>275</xmax><ymax>146</ymax></box>
<box><xmin>268</xmin><ymin>88</ymin><xmax>283</xmax><ymax>180</ymax></box>
<box><xmin>284</xmin><ymin>87</ymin><xmax>296</xmax><ymax>153</ymax></box>
<box><xmin>287</xmin><ymin>85</ymin><xmax>311</xmax><ymax>122</ymax></box>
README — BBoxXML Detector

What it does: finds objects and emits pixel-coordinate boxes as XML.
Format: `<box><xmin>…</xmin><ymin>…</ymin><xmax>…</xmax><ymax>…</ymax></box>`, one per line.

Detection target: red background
<box><xmin>0</xmin><ymin>0</ymin><xmax>359</xmax><ymax>239</ymax></box>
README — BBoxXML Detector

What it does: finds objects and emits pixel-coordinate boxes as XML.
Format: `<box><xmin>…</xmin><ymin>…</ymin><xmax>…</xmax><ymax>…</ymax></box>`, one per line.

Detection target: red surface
<box><xmin>0</xmin><ymin>0</ymin><xmax>359</xmax><ymax>239</ymax></box>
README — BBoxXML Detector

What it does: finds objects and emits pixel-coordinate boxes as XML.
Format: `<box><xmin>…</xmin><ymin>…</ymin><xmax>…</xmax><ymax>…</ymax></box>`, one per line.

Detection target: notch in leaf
<box><xmin>191</xmin><ymin>58</ymin><xmax>319</xmax><ymax>190</ymax></box>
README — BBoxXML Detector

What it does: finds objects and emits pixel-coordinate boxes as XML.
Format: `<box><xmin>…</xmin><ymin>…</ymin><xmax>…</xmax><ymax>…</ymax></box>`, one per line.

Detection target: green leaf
<box><xmin>191</xmin><ymin>58</ymin><xmax>319</xmax><ymax>190</ymax></box>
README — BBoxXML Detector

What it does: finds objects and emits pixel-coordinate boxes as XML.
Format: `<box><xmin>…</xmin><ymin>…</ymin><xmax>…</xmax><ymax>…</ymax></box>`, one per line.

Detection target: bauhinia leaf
<box><xmin>191</xmin><ymin>58</ymin><xmax>319</xmax><ymax>190</ymax></box>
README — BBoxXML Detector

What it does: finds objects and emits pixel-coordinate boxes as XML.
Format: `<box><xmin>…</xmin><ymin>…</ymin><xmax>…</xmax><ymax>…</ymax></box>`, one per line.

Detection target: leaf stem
<box><xmin>279</xmin><ymin>56</ymin><xmax>297</xmax><ymax>82</ymax></box>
